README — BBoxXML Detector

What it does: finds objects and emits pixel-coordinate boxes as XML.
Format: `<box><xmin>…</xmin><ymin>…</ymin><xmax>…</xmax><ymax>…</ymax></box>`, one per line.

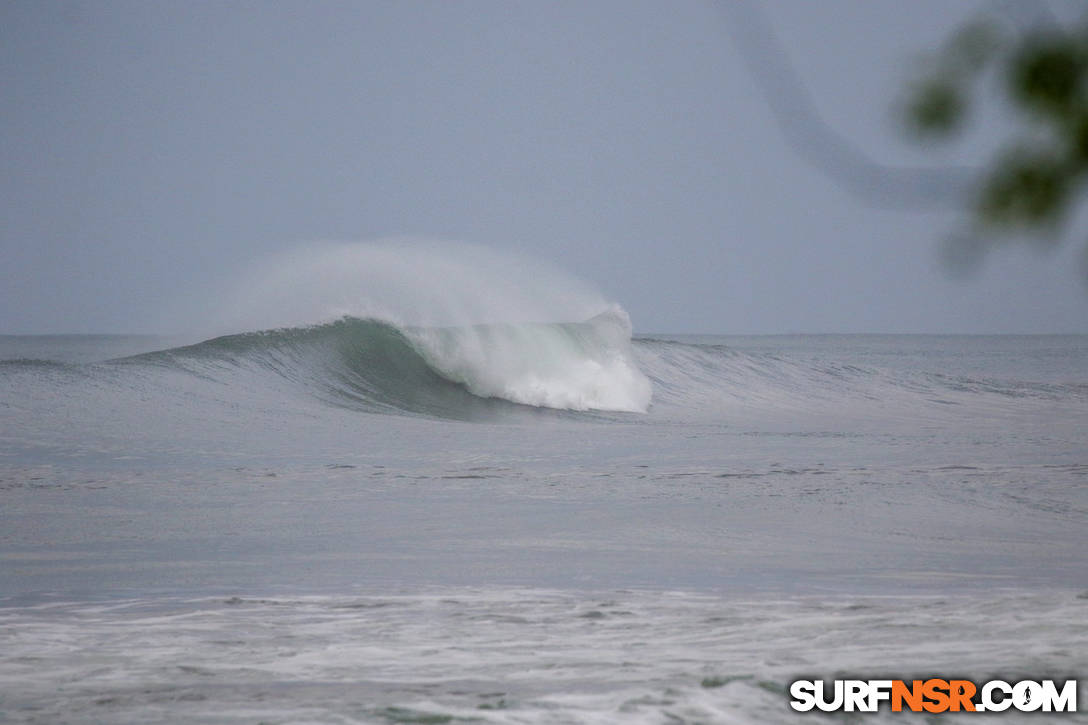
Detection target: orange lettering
<box><xmin>922</xmin><ymin>679</ymin><xmax>951</xmax><ymax>713</ymax></box>
<box><xmin>948</xmin><ymin>680</ymin><xmax>976</xmax><ymax>711</ymax></box>
<box><xmin>892</xmin><ymin>680</ymin><xmax>924</xmax><ymax>712</ymax></box>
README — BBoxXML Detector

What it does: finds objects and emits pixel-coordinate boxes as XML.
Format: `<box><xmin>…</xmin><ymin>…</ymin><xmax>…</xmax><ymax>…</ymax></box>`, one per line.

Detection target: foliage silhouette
<box><xmin>904</xmin><ymin>13</ymin><xmax>1088</xmax><ymax>276</ymax></box>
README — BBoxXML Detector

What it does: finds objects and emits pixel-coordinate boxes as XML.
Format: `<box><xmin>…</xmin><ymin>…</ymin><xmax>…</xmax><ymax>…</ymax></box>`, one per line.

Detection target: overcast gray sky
<box><xmin>3</xmin><ymin>0</ymin><xmax>1086</xmax><ymax>334</ymax></box>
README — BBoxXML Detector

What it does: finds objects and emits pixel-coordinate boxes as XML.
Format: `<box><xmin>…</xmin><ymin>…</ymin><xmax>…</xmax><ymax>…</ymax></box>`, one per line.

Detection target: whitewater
<box><xmin>1</xmin><ymin>243</ymin><xmax>1086</xmax><ymax>723</ymax></box>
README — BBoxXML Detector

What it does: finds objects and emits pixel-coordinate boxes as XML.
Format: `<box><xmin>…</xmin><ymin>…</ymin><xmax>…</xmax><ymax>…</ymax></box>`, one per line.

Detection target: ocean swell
<box><xmin>133</xmin><ymin>308</ymin><xmax>652</xmax><ymax>417</ymax></box>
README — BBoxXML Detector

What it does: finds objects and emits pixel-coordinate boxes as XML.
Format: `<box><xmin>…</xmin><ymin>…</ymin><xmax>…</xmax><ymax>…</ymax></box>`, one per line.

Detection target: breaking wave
<box><xmin>5</xmin><ymin>240</ymin><xmax>1084</xmax><ymax>426</ymax></box>
<box><xmin>5</xmin><ymin>325</ymin><xmax>1085</xmax><ymax>426</ymax></box>
<box><xmin>131</xmin><ymin>306</ymin><xmax>652</xmax><ymax>417</ymax></box>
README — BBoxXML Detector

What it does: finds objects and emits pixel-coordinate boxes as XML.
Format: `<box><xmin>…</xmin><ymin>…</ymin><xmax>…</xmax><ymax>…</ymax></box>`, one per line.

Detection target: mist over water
<box><xmin>149</xmin><ymin>240</ymin><xmax>653</xmax><ymax>412</ymax></box>
<box><xmin>195</xmin><ymin>240</ymin><xmax>614</xmax><ymax>334</ymax></box>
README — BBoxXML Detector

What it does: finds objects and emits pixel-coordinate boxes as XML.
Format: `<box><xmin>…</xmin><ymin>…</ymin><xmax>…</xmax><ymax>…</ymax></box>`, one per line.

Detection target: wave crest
<box><xmin>408</xmin><ymin>305</ymin><xmax>651</xmax><ymax>412</ymax></box>
<box><xmin>139</xmin><ymin>309</ymin><xmax>651</xmax><ymax>417</ymax></box>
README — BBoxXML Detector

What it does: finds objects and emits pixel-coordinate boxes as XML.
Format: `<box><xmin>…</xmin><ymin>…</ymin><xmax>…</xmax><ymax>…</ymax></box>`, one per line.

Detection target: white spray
<box><xmin>177</xmin><ymin>239</ymin><xmax>652</xmax><ymax>412</ymax></box>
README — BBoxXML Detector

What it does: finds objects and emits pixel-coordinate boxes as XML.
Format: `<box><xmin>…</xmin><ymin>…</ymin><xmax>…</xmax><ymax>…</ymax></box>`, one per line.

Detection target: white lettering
<box><xmin>868</xmin><ymin>680</ymin><xmax>893</xmax><ymax>711</ymax></box>
<box><xmin>789</xmin><ymin>680</ymin><xmax>817</xmax><ymax>712</ymax></box>
<box><xmin>981</xmin><ymin>680</ymin><xmax>1012</xmax><ymax>712</ymax></box>
<box><xmin>1040</xmin><ymin>680</ymin><xmax>1077</xmax><ymax>713</ymax></box>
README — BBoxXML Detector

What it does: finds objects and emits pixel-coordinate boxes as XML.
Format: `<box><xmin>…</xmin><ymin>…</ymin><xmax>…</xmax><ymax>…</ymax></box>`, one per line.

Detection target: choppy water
<box><xmin>3</xmin><ymin>590</ymin><xmax>1085</xmax><ymax>724</ymax></box>
<box><xmin>1</xmin><ymin>325</ymin><xmax>1086</xmax><ymax>723</ymax></box>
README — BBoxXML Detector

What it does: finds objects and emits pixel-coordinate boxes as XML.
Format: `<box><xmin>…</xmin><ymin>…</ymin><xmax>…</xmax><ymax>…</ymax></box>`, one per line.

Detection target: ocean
<box><xmin>1</xmin><ymin>314</ymin><xmax>1086</xmax><ymax>722</ymax></box>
